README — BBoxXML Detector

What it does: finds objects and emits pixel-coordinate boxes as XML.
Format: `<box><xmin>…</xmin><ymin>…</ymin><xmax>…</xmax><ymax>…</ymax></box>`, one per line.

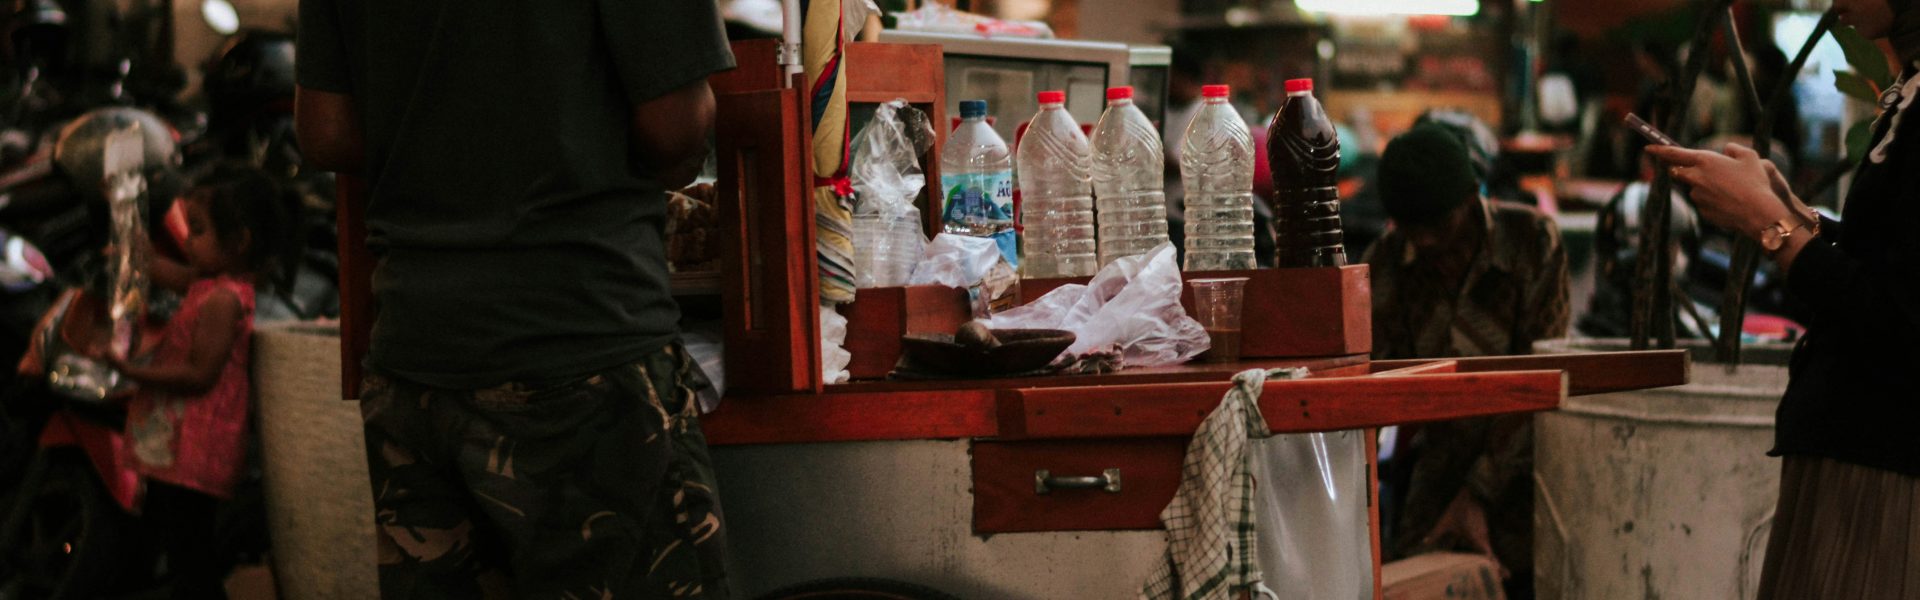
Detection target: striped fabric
<box><xmin>803</xmin><ymin>0</ymin><xmax>857</xmax><ymax>303</ymax></box>
<box><xmin>1757</xmin><ymin>456</ymin><xmax>1920</xmax><ymax>600</ymax></box>
<box><xmin>1141</xmin><ymin>368</ymin><xmax>1291</xmax><ymax>600</ymax></box>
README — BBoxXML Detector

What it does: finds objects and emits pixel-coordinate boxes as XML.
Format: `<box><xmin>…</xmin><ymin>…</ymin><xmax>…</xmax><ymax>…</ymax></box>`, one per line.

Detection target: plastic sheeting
<box><xmin>1252</xmin><ymin>430</ymin><xmax>1374</xmax><ymax>600</ymax></box>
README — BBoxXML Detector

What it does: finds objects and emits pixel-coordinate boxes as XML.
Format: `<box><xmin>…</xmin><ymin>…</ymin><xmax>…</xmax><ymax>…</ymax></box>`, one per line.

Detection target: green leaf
<box><xmin>1833</xmin><ymin>26</ymin><xmax>1895</xmax><ymax>88</ymax></box>
<box><xmin>1845</xmin><ymin>119</ymin><xmax>1874</xmax><ymax>163</ymax></box>
<box><xmin>1835</xmin><ymin>71</ymin><xmax>1881</xmax><ymax>104</ymax></box>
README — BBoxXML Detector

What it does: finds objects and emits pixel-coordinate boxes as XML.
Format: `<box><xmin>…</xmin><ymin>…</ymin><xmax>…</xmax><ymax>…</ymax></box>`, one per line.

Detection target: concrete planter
<box><xmin>252</xmin><ymin>323</ymin><xmax>378</xmax><ymax>599</ymax></box>
<box><xmin>1532</xmin><ymin>338</ymin><xmax>1791</xmax><ymax>600</ymax></box>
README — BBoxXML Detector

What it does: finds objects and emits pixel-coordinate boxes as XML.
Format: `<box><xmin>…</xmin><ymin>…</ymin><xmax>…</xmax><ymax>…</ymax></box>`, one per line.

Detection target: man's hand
<box><xmin>1422</xmin><ymin>488</ymin><xmax>1508</xmax><ymax>580</ymax></box>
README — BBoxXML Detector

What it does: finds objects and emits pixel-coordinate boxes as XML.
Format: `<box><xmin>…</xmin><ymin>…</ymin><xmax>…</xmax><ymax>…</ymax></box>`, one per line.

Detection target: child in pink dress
<box><xmin>109</xmin><ymin>164</ymin><xmax>288</xmax><ymax>599</ymax></box>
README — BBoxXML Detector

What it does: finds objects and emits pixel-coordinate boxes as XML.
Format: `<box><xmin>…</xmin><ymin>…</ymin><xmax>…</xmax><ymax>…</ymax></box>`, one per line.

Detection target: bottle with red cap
<box><xmin>1017</xmin><ymin>90</ymin><xmax>1097</xmax><ymax>278</ymax></box>
<box><xmin>1090</xmin><ymin>85</ymin><xmax>1170</xmax><ymax>267</ymax></box>
<box><xmin>1267</xmin><ymin>78</ymin><xmax>1347</xmax><ymax>267</ymax></box>
<box><xmin>1180</xmin><ymin>84</ymin><xmax>1256</xmax><ymax>271</ymax></box>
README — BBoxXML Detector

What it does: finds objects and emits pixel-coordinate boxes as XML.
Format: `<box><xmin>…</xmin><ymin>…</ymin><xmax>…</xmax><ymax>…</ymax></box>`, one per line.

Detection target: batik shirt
<box><xmin>1363</xmin><ymin>198</ymin><xmax>1569</xmax><ymax>574</ymax></box>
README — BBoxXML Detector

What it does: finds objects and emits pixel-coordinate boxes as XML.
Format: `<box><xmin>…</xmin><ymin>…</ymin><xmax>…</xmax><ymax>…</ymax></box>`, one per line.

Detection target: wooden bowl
<box><xmin>896</xmin><ymin>329</ymin><xmax>1076</xmax><ymax>378</ymax></box>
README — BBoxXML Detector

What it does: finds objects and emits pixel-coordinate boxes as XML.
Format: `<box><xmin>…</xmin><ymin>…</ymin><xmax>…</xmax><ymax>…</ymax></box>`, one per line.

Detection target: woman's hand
<box><xmin>1644</xmin><ymin>143</ymin><xmax>1796</xmax><ymax>240</ymax></box>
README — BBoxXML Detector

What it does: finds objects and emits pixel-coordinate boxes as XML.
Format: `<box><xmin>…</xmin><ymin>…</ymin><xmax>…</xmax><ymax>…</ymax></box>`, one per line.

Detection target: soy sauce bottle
<box><xmin>1266</xmin><ymin>78</ymin><xmax>1347</xmax><ymax>267</ymax></box>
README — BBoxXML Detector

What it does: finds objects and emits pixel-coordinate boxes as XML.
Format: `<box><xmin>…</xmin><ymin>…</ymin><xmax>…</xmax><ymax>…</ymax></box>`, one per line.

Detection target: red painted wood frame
<box><xmin>711</xmin><ymin>40</ymin><xmax>949</xmax><ymax>395</ymax></box>
<box><xmin>844</xmin><ymin>42</ymin><xmax>948</xmax><ymax>238</ymax></box>
<box><xmin>714</xmin><ymin>86</ymin><xmax>822</xmax><ymax>394</ymax></box>
<box><xmin>336</xmin><ymin>176</ymin><xmax>371</xmax><ymax>399</ymax></box>
<box><xmin>837</xmin><ymin>285</ymin><xmax>971</xmax><ymax>380</ymax></box>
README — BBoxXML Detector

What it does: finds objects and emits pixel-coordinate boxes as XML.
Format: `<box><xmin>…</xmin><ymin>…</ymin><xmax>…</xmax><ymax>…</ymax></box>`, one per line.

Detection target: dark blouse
<box><xmin>1775</xmin><ymin>66</ymin><xmax>1920</xmax><ymax>477</ymax></box>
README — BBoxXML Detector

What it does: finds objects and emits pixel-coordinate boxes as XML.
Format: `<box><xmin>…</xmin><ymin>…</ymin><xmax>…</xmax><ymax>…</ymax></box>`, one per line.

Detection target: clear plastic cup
<box><xmin>1188</xmin><ymin>277</ymin><xmax>1249</xmax><ymax>363</ymax></box>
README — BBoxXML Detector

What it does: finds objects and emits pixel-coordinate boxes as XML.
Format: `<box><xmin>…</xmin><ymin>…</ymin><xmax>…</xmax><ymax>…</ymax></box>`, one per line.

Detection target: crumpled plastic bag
<box><xmin>821</xmin><ymin>304</ymin><xmax>851</xmax><ymax>385</ymax></box>
<box><xmin>985</xmin><ymin>242</ymin><xmax>1208</xmax><ymax>367</ymax></box>
<box><xmin>908</xmin><ymin>233</ymin><xmax>1017</xmax><ymax>317</ymax></box>
<box><xmin>850</xmin><ymin>99</ymin><xmax>932</xmax><ymax>288</ymax></box>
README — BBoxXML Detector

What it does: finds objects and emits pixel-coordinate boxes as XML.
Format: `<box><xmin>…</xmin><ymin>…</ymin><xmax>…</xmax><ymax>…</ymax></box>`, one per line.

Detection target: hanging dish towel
<box><xmin>1141</xmin><ymin>368</ymin><xmax>1302</xmax><ymax>600</ymax></box>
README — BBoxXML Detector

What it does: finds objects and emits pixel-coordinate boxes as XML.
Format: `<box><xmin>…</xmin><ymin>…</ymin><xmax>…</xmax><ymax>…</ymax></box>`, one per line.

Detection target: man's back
<box><xmin>1365</xmin><ymin>200</ymin><xmax>1570</xmax><ymax>360</ymax></box>
<box><xmin>297</xmin><ymin>0</ymin><xmax>736</xmax><ymax>388</ymax></box>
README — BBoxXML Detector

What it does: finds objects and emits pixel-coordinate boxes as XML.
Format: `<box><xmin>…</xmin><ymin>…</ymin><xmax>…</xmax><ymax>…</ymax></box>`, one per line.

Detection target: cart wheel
<box><xmin>755</xmin><ymin>577</ymin><xmax>963</xmax><ymax>600</ymax></box>
<box><xmin>0</xmin><ymin>461</ymin><xmax>123</xmax><ymax>600</ymax></box>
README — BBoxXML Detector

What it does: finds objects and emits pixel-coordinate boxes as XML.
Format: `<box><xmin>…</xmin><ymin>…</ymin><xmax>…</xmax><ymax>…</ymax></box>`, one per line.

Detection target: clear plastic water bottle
<box><xmin>941</xmin><ymin>99</ymin><xmax>1018</xmax><ymax>267</ymax></box>
<box><xmin>1091</xmin><ymin>86</ymin><xmax>1170</xmax><ymax>267</ymax></box>
<box><xmin>1180</xmin><ymin>84</ymin><xmax>1256</xmax><ymax>271</ymax></box>
<box><xmin>852</xmin><ymin>209</ymin><xmax>923</xmax><ymax>288</ymax></box>
<box><xmin>1016</xmin><ymin>90</ymin><xmax>1097</xmax><ymax>278</ymax></box>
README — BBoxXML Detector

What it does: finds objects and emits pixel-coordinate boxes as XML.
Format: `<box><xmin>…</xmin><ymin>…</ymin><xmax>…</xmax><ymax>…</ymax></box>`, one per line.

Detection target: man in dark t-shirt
<box><xmin>294</xmin><ymin>0</ymin><xmax>735</xmax><ymax>596</ymax></box>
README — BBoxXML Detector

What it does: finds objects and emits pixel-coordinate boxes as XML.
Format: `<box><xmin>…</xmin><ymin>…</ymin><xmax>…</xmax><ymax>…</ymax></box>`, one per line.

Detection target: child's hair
<box><xmin>189</xmin><ymin>162</ymin><xmax>295</xmax><ymax>292</ymax></box>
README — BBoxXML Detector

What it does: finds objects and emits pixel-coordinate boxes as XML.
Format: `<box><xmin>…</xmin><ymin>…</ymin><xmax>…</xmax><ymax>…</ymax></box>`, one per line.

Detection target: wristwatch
<box><xmin>1794</xmin><ymin>205</ymin><xmax>1823</xmax><ymax>236</ymax></box>
<box><xmin>1759</xmin><ymin>217</ymin><xmax>1808</xmax><ymax>254</ymax></box>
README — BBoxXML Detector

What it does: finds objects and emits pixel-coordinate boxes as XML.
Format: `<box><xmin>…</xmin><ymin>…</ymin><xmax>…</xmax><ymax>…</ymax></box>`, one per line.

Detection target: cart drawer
<box><xmin>972</xmin><ymin>438</ymin><xmax>1186</xmax><ymax>533</ymax></box>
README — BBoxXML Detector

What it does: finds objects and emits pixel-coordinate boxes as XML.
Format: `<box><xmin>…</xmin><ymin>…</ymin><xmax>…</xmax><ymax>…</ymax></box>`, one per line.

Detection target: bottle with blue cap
<box><xmin>940</xmin><ymin>99</ymin><xmax>1017</xmax><ymax>267</ymax></box>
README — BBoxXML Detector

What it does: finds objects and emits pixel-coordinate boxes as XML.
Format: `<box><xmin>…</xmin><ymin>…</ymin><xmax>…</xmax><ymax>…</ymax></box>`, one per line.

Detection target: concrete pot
<box><xmin>1532</xmin><ymin>338</ymin><xmax>1791</xmax><ymax>600</ymax></box>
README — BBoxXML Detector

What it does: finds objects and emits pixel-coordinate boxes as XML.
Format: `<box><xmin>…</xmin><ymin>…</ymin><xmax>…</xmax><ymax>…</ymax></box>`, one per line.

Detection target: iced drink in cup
<box><xmin>1188</xmin><ymin>277</ymin><xmax>1249</xmax><ymax>363</ymax></box>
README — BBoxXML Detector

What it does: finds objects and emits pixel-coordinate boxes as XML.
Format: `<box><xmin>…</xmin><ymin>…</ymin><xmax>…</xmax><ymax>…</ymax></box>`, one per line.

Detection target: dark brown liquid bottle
<box><xmin>1266</xmin><ymin>78</ymin><xmax>1347</xmax><ymax>267</ymax></box>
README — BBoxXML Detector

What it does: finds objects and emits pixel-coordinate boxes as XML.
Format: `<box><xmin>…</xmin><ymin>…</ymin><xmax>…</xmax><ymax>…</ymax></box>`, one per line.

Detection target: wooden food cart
<box><xmin>336</xmin><ymin>40</ymin><xmax>1687</xmax><ymax>599</ymax></box>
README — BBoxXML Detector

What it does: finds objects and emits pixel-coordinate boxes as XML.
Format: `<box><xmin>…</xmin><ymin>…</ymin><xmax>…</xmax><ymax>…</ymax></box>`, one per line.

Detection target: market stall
<box><xmin>323</xmin><ymin>38</ymin><xmax>1690</xmax><ymax>600</ymax></box>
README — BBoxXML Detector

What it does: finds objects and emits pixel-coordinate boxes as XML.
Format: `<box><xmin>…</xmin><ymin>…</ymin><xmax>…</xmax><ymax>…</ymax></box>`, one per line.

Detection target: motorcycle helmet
<box><xmin>53</xmin><ymin>106</ymin><xmax>180</xmax><ymax>199</ymax></box>
<box><xmin>1593</xmin><ymin>181</ymin><xmax>1701</xmax><ymax>284</ymax></box>
<box><xmin>203</xmin><ymin>30</ymin><xmax>295</xmax><ymax>129</ymax></box>
<box><xmin>2</xmin><ymin>0</ymin><xmax>67</xmax><ymax>73</ymax></box>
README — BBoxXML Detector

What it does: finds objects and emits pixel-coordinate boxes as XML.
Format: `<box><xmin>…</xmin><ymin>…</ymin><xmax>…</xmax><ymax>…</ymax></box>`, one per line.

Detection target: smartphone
<box><xmin>1624</xmin><ymin>113</ymin><xmax>1678</xmax><ymax>146</ymax></box>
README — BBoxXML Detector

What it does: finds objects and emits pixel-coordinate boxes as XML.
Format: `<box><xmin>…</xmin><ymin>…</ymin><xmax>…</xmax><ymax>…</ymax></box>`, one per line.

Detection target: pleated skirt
<box><xmin>1757</xmin><ymin>456</ymin><xmax>1920</xmax><ymax>600</ymax></box>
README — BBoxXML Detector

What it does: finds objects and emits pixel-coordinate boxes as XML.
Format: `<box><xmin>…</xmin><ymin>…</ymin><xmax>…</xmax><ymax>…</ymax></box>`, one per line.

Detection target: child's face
<box><xmin>182</xmin><ymin>198</ymin><xmax>242</xmax><ymax>275</ymax></box>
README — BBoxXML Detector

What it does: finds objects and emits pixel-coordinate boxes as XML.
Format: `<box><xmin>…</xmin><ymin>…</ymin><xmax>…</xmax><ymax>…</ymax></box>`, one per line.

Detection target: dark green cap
<box><xmin>1379</xmin><ymin>123</ymin><xmax>1480</xmax><ymax>227</ymax></box>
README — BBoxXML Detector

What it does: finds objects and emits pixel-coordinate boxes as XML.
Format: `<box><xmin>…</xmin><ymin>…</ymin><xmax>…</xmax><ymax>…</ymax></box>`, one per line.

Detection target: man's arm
<box><xmin>295</xmin><ymin>86</ymin><xmax>364</xmax><ymax>174</ymax></box>
<box><xmin>1520</xmin><ymin>219</ymin><xmax>1572</xmax><ymax>347</ymax></box>
<box><xmin>630</xmin><ymin>79</ymin><xmax>716</xmax><ymax>191</ymax></box>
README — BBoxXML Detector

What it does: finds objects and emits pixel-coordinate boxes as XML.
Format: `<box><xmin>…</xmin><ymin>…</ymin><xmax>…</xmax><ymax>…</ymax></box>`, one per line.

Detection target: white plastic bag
<box><xmin>908</xmin><ymin>234</ymin><xmax>999</xmax><ymax>289</ymax></box>
<box><xmin>821</xmin><ymin>304</ymin><xmax>851</xmax><ymax>385</ymax></box>
<box><xmin>984</xmin><ymin>242</ymin><xmax>1208</xmax><ymax>367</ymax></box>
<box><xmin>850</xmin><ymin>99</ymin><xmax>932</xmax><ymax>288</ymax></box>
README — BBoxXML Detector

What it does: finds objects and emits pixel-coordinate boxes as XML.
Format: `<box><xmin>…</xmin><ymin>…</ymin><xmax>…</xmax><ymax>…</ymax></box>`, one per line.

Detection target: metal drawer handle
<box><xmin>1035</xmin><ymin>468</ymin><xmax>1123</xmax><ymax>494</ymax></box>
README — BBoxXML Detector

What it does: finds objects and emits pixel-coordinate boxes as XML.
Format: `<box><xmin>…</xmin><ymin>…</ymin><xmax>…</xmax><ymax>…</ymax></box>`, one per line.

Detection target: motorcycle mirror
<box><xmin>0</xmin><ymin>230</ymin><xmax>53</xmax><ymax>293</ymax></box>
<box><xmin>202</xmin><ymin>0</ymin><xmax>239</xmax><ymax>35</ymax></box>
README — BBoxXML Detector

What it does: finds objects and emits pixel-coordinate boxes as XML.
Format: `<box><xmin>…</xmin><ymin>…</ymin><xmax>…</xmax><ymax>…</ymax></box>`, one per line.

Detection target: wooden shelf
<box><xmin>699</xmin><ymin>350</ymin><xmax>1690</xmax><ymax>447</ymax></box>
<box><xmin>670</xmin><ymin>271</ymin><xmax>722</xmax><ymax>296</ymax></box>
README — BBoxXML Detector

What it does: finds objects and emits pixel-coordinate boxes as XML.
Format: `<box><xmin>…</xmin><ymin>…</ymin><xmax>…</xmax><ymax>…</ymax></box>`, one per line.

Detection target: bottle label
<box><xmin>942</xmin><ymin>170</ymin><xmax>1015</xmax><ymax>226</ymax></box>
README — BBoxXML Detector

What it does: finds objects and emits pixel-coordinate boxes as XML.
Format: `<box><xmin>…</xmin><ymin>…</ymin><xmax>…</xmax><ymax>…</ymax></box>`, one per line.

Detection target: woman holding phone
<box><xmin>1648</xmin><ymin>0</ymin><xmax>1920</xmax><ymax>597</ymax></box>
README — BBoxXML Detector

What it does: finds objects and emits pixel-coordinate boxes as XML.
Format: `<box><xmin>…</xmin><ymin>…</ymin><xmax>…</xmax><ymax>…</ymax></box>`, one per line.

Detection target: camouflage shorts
<box><xmin>360</xmin><ymin>343</ymin><xmax>728</xmax><ymax>599</ymax></box>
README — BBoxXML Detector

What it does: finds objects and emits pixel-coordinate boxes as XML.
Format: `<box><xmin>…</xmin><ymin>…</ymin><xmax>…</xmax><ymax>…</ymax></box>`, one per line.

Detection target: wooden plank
<box><xmin>839</xmin><ymin>285</ymin><xmax>971</xmax><ymax>380</ymax></box>
<box><xmin>820</xmin><ymin>353</ymin><xmax>1370</xmax><ymax>395</ymax></box>
<box><xmin>702</xmin><ymin>389</ymin><xmax>1000</xmax><ymax>445</ymax></box>
<box><xmin>1369</xmin><ymin>360</ymin><xmax>1458</xmax><ymax>377</ymax></box>
<box><xmin>335</xmin><ymin>175</ymin><xmax>372</xmax><ymax>399</ymax></box>
<box><xmin>1003</xmin><ymin>370</ymin><xmax>1567</xmax><ymax>440</ymax></box>
<box><xmin>972</xmin><ymin>438</ymin><xmax>1187</xmax><ymax>533</ymax></box>
<box><xmin>716</xmin><ymin>88</ymin><xmax>821</xmax><ymax>395</ymax></box>
<box><xmin>1371</xmin><ymin>349</ymin><xmax>1689</xmax><ymax>396</ymax></box>
<box><xmin>845</xmin><ymin>43</ymin><xmax>944</xmax><ymax>104</ymax></box>
<box><xmin>710</xmin><ymin>39</ymin><xmax>784</xmax><ymax>94</ymax></box>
